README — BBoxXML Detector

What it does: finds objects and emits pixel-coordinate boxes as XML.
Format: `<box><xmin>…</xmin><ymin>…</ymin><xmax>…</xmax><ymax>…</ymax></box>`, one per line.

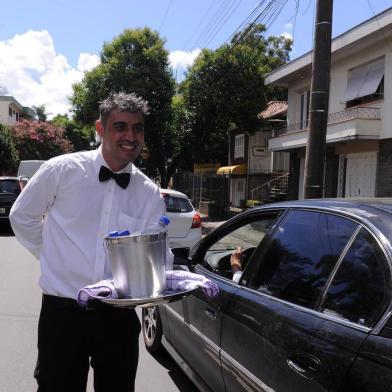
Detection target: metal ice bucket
<box><xmin>104</xmin><ymin>231</ymin><xmax>166</xmax><ymax>298</ymax></box>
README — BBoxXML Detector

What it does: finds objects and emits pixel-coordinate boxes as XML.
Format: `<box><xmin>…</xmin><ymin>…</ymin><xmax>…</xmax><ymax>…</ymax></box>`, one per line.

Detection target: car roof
<box><xmin>160</xmin><ymin>188</ymin><xmax>188</xmax><ymax>199</ymax></box>
<box><xmin>0</xmin><ymin>176</ymin><xmax>19</xmax><ymax>181</ymax></box>
<box><xmin>247</xmin><ymin>198</ymin><xmax>392</xmax><ymax>247</ymax></box>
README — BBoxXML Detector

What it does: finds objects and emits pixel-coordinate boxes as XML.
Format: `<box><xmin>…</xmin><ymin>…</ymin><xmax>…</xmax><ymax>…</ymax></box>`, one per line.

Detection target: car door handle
<box><xmin>205</xmin><ymin>307</ymin><xmax>218</xmax><ymax>320</ymax></box>
<box><xmin>287</xmin><ymin>353</ymin><xmax>320</xmax><ymax>379</ymax></box>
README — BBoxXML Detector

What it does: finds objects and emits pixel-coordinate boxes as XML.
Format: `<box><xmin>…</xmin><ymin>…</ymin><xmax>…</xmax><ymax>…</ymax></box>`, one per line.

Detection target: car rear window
<box><xmin>320</xmin><ymin>227</ymin><xmax>392</xmax><ymax>327</ymax></box>
<box><xmin>162</xmin><ymin>194</ymin><xmax>193</xmax><ymax>213</ymax></box>
<box><xmin>0</xmin><ymin>180</ymin><xmax>21</xmax><ymax>195</ymax></box>
<box><xmin>248</xmin><ymin>210</ymin><xmax>358</xmax><ymax>309</ymax></box>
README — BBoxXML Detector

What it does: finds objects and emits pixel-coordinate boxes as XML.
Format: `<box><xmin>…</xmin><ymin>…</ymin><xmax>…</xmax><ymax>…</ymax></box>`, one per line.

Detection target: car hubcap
<box><xmin>143</xmin><ymin>307</ymin><xmax>157</xmax><ymax>343</ymax></box>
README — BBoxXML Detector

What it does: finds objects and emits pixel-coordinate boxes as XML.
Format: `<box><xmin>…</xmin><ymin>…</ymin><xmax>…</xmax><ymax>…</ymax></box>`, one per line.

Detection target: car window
<box><xmin>162</xmin><ymin>194</ymin><xmax>193</xmax><ymax>213</ymax></box>
<box><xmin>202</xmin><ymin>214</ymin><xmax>279</xmax><ymax>280</ymax></box>
<box><xmin>0</xmin><ymin>180</ymin><xmax>21</xmax><ymax>195</ymax></box>
<box><xmin>247</xmin><ymin>210</ymin><xmax>358</xmax><ymax>309</ymax></box>
<box><xmin>320</xmin><ymin>228</ymin><xmax>392</xmax><ymax>327</ymax></box>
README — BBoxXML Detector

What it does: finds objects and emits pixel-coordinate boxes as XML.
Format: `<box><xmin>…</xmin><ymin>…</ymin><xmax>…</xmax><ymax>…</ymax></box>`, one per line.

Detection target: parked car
<box><xmin>160</xmin><ymin>189</ymin><xmax>202</xmax><ymax>249</ymax></box>
<box><xmin>142</xmin><ymin>198</ymin><xmax>392</xmax><ymax>392</ymax></box>
<box><xmin>0</xmin><ymin>177</ymin><xmax>25</xmax><ymax>223</ymax></box>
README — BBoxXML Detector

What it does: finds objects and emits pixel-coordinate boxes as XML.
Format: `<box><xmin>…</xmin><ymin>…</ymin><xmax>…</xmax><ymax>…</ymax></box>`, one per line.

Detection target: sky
<box><xmin>0</xmin><ymin>0</ymin><xmax>391</xmax><ymax>118</ymax></box>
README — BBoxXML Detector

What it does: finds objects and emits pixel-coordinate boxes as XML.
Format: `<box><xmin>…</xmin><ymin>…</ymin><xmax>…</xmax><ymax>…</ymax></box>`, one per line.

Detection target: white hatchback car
<box><xmin>160</xmin><ymin>189</ymin><xmax>202</xmax><ymax>250</ymax></box>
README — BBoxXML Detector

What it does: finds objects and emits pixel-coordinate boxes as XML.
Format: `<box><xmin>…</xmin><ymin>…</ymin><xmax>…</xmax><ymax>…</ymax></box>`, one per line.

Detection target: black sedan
<box><xmin>142</xmin><ymin>199</ymin><xmax>392</xmax><ymax>392</ymax></box>
<box><xmin>0</xmin><ymin>177</ymin><xmax>25</xmax><ymax>223</ymax></box>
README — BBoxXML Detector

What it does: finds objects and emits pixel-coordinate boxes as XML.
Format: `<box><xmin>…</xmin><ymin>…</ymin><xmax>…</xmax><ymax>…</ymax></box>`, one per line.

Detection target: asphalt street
<box><xmin>0</xmin><ymin>223</ymin><xmax>197</xmax><ymax>392</ymax></box>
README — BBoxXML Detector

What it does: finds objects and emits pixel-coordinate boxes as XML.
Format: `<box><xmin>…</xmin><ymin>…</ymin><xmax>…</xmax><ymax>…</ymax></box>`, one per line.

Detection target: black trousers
<box><xmin>34</xmin><ymin>294</ymin><xmax>141</xmax><ymax>392</ymax></box>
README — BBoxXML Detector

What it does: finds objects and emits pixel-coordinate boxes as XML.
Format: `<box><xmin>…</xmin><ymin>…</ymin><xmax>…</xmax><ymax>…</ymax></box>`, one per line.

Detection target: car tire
<box><xmin>142</xmin><ymin>306</ymin><xmax>164</xmax><ymax>354</ymax></box>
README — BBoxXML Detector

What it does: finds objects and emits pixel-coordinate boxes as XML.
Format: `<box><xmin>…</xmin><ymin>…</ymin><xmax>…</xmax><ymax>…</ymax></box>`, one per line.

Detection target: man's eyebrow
<box><xmin>113</xmin><ymin>121</ymin><xmax>127</xmax><ymax>127</ymax></box>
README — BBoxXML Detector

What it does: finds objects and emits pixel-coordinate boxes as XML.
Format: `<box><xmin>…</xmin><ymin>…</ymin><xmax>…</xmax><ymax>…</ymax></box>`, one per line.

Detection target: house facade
<box><xmin>266</xmin><ymin>7</ymin><xmax>392</xmax><ymax>199</ymax></box>
<box><xmin>0</xmin><ymin>96</ymin><xmax>36</xmax><ymax>126</ymax></box>
<box><xmin>217</xmin><ymin>101</ymin><xmax>289</xmax><ymax>207</ymax></box>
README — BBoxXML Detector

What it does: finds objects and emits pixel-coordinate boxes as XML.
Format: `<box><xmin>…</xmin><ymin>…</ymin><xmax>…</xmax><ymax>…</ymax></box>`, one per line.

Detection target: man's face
<box><xmin>96</xmin><ymin>110</ymin><xmax>145</xmax><ymax>172</ymax></box>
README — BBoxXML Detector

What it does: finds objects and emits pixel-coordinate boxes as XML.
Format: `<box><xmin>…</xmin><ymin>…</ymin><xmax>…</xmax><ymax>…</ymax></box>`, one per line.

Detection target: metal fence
<box><xmin>171</xmin><ymin>171</ymin><xmax>230</xmax><ymax>216</ymax></box>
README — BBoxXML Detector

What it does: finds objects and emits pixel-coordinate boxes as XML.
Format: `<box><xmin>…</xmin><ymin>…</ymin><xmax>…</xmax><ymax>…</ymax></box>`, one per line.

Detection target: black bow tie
<box><xmin>99</xmin><ymin>166</ymin><xmax>130</xmax><ymax>189</ymax></box>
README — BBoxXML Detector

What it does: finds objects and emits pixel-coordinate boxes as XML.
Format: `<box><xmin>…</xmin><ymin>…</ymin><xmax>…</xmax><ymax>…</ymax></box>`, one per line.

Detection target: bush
<box><xmin>12</xmin><ymin>120</ymin><xmax>73</xmax><ymax>160</ymax></box>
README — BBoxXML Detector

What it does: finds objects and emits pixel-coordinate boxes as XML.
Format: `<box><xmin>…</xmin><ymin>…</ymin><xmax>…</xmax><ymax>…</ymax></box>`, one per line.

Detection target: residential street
<box><xmin>0</xmin><ymin>224</ymin><xmax>197</xmax><ymax>392</ymax></box>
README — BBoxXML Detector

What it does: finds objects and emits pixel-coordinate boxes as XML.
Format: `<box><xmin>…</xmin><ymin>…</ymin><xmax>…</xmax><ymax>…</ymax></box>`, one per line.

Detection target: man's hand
<box><xmin>230</xmin><ymin>246</ymin><xmax>243</xmax><ymax>273</ymax></box>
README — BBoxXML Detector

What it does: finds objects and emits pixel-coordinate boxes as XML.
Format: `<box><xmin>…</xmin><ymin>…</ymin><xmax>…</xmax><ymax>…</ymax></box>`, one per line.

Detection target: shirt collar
<box><xmin>94</xmin><ymin>145</ymin><xmax>134</xmax><ymax>175</ymax></box>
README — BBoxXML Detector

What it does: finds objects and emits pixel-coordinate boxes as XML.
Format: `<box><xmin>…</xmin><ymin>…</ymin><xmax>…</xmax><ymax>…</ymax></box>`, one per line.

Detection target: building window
<box><xmin>298</xmin><ymin>90</ymin><xmax>310</xmax><ymax>129</ymax></box>
<box><xmin>234</xmin><ymin>134</ymin><xmax>245</xmax><ymax>159</ymax></box>
<box><xmin>343</xmin><ymin>58</ymin><xmax>384</xmax><ymax>108</ymax></box>
<box><xmin>9</xmin><ymin>107</ymin><xmax>12</xmax><ymax>117</ymax></box>
<box><xmin>15</xmin><ymin>113</ymin><xmax>19</xmax><ymax>121</ymax></box>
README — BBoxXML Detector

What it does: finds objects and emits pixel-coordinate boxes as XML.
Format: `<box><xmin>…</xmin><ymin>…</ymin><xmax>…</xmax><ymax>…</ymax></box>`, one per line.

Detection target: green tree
<box><xmin>12</xmin><ymin>120</ymin><xmax>73</xmax><ymax>160</ymax></box>
<box><xmin>179</xmin><ymin>24</ymin><xmax>291</xmax><ymax>165</ymax></box>
<box><xmin>71</xmin><ymin>27</ymin><xmax>175</xmax><ymax>186</ymax></box>
<box><xmin>0</xmin><ymin>124</ymin><xmax>19</xmax><ymax>174</ymax></box>
<box><xmin>51</xmin><ymin>114</ymin><xmax>96</xmax><ymax>152</ymax></box>
<box><xmin>33</xmin><ymin>104</ymin><xmax>47</xmax><ymax>122</ymax></box>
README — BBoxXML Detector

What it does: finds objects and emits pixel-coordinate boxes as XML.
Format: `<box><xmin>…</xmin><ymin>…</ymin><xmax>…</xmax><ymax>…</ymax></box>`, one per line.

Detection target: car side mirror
<box><xmin>171</xmin><ymin>247</ymin><xmax>190</xmax><ymax>265</ymax></box>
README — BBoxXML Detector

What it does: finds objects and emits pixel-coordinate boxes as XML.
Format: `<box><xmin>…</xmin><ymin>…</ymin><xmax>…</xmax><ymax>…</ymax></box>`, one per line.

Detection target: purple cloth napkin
<box><xmin>165</xmin><ymin>270</ymin><xmax>219</xmax><ymax>298</ymax></box>
<box><xmin>77</xmin><ymin>279</ymin><xmax>117</xmax><ymax>307</ymax></box>
<box><xmin>77</xmin><ymin>271</ymin><xmax>219</xmax><ymax>307</ymax></box>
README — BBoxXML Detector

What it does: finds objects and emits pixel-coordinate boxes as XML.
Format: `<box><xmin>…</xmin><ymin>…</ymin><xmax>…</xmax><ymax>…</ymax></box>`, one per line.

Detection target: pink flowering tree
<box><xmin>12</xmin><ymin>120</ymin><xmax>73</xmax><ymax>160</ymax></box>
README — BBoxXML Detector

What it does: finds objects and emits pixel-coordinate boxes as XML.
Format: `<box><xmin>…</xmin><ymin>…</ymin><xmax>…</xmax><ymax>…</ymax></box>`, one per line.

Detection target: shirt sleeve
<box><xmin>9</xmin><ymin>160</ymin><xmax>60</xmax><ymax>259</ymax></box>
<box><xmin>233</xmin><ymin>270</ymin><xmax>243</xmax><ymax>283</ymax></box>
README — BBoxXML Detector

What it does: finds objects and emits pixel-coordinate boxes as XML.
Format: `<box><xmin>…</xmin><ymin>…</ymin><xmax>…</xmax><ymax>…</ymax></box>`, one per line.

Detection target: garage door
<box><xmin>345</xmin><ymin>152</ymin><xmax>377</xmax><ymax>197</ymax></box>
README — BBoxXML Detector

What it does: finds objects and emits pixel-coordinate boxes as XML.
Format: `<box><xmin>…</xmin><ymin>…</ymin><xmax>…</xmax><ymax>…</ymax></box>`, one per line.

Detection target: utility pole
<box><xmin>303</xmin><ymin>0</ymin><xmax>333</xmax><ymax>199</ymax></box>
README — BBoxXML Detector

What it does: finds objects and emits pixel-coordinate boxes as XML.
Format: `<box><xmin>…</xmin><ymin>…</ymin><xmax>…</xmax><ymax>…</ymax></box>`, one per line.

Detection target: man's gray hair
<box><xmin>99</xmin><ymin>92</ymin><xmax>149</xmax><ymax>125</ymax></box>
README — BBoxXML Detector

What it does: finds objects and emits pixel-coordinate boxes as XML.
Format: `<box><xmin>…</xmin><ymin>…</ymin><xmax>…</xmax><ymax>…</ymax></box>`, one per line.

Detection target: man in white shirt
<box><xmin>10</xmin><ymin>92</ymin><xmax>171</xmax><ymax>392</ymax></box>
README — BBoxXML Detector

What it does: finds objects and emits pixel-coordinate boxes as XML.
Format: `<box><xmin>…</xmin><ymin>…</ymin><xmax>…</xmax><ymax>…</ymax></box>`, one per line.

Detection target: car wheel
<box><xmin>142</xmin><ymin>306</ymin><xmax>163</xmax><ymax>354</ymax></box>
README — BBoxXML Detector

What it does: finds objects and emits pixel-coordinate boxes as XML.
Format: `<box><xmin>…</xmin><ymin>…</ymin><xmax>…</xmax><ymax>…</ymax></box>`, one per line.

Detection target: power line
<box><xmin>226</xmin><ymin>0</ymin><xmax>267</xmax><ymax>43</ymax></box>
<box><xmin>183</xmin><ymin>0</ymin><xmax>215</xmax><ymax>50</ymax></box>
<box><xmin>190</xmin><ymin>0</ymin><xmax>233</xmax><ymax>50</ymax></box>
<box><xmin>159</xmin><ymin>0</ymin><xmax>174</xmax><ymax>33</ymax></box>
<box><xmin>203</xmin><ymin>0</ymin><xmax>242</xmax><ymax>48</ymax></box>
<box><xmin>231</xmin><ymin>0</ymin><xmax>288</xmax><ymax>47</ymax></box>
<box><xmin>365</xmin><ymin>0</ymin><xmax>392</xmax><ymax>55</ymax></box>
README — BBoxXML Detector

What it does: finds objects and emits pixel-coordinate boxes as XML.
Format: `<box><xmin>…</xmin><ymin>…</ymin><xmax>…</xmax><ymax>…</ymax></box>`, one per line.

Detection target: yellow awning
<box><xmin>216</xmin><ymin>164</ymin><xmax>247</xmax><ymax>175</ymax></box>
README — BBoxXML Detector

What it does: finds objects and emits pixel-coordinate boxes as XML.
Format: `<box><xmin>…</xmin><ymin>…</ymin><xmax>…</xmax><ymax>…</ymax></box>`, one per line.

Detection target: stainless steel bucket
<box><xmin>104</xmin><ymin>231</ymin><xmax>166</xmax><ymax>298</ymax></box>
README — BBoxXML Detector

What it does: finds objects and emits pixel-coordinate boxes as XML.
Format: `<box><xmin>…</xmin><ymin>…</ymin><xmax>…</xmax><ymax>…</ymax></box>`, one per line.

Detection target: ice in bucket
<box><xmin>104</xmin><ymin>217</ymin><xmax>169</xmax><ymax>299</ymax></box>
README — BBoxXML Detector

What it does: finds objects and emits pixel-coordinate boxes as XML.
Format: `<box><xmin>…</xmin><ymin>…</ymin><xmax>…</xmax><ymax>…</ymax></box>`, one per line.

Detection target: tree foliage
<box><xmin>51</xmin><ymin>114</ymin><xmax>96</xmax><ymax>152</ymax></box>
<box><xmin>70</xmin><ymin>28</ymin><xmax>175</xmax><ymax>185</ymax></box>
<box><xmin>178</xmin><ymin>24</ymin><xmax>291</xmax><ymax>167</ymax></box>
<box><xmin>12</xmin><ymin>120</ymin><xmax>73</xmax><ymax>160</ymax></box>
<box><xmin>33</xmin><ymin>104</ymin><xmax>47</xmax><ymax>122</ymax></box>
<box><xmin>0</xmin><ymin>124</ymin><xmax>19</xmax><ymax>174</ymax></box>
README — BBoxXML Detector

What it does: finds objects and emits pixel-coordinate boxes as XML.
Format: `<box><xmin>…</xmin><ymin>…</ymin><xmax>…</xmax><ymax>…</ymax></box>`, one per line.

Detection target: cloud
<box><xmin>0</xmin><ymin>30</ymin><xmax>100</xmax><ymax>118</ymax></box>
<box><xmin>280</xmin><ymin>32</ymin><xmax>293</xmax><ymax>40</ymax></box>
<box><xmin>169</xmin><ymin>49</ymin><xmax>201</xmax><ymax>69</ymax></box>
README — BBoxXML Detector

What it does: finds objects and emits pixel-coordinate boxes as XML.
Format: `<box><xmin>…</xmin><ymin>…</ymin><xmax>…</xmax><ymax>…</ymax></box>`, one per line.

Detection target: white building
<box><xmin>266</xmin><ymin>7</ymin><xmax>392</xmax><ymax>199</ymax></box>
<box><xmin>0</xmin><ymin>96</ymin><xmax>36</xmax><ymax>126</ymax></box>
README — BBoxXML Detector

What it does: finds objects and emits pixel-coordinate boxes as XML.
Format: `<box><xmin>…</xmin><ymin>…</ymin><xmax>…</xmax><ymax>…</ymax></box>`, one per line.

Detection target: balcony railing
<box><xmin>274</xmin><ymin>107</ymin><xmax>381</xmax><ymax>136</ymax></box>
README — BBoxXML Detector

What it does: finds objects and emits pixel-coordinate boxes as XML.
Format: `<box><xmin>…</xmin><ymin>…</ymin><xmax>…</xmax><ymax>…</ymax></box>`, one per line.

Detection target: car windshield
<box><xmin>0</xmin><ymin>180</ymin><xmax>21</xmax><ymax>195</ymax></box>
<box><xmin>162</xmin><ymin>194</ymin><xmax>193</xmax><ymax>213</ymax></box>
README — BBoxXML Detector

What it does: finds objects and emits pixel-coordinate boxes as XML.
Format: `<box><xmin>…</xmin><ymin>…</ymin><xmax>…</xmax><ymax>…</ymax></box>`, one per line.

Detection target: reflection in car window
<box><xmin>0</xmin><ymin>180</ymin><xmax>21</xmax><ymax>195</ymax></box>
<box><xmin>321</xmin><ymin>228</ymin><xmax>391</xmax><ymax>327</ymax></box>
<box><xmin>203</xmin><ymin>215</ymin><xmax>279</xmax><ymax>280</ymax></box>
<box><xmin>248</xmin><ymin>211</ymin><xmax>358</xmax><ymax>309</ymax></box>
<box><xmin>162</xmin><ymin>194</ymin><xmax>193</xmax><ymax>213</ymax></box>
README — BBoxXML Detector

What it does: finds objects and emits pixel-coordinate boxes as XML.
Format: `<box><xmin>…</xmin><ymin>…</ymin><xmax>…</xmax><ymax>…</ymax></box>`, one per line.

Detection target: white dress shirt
<box><xmin>10</xmin><ymin>147</ymin><xmax>173</xmax><ymax>299</ymax></box>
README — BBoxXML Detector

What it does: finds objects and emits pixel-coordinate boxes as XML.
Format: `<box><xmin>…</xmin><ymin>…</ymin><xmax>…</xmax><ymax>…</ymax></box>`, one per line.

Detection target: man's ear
<box><xmin>95</xmin><ymin>120</ymin><xmax>104</xmax><ymax>138</ymax></box>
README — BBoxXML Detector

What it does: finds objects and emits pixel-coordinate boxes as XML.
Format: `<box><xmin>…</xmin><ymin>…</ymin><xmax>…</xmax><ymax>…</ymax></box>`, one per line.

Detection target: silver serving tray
<box><xmin>100</xmin><ymin>288</ymin><xmax>197</xmax><ymax>308</ymax></box>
